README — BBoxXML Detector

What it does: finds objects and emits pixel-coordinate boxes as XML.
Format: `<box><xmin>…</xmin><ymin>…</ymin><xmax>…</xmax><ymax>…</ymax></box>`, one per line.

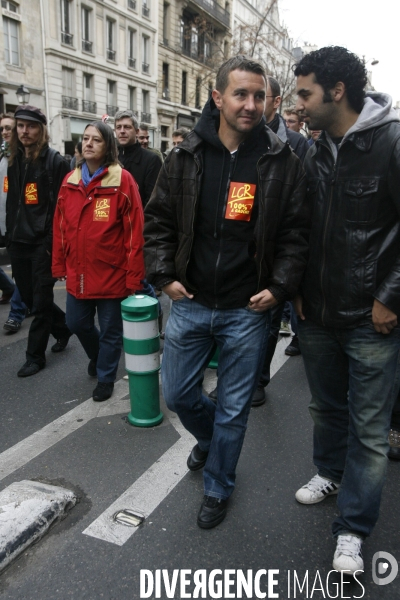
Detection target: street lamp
<box><xmin>16</xmin><ymin>84</ymin><xmax>30</xmax><ymax>105</ymax></box>
<box><xmin>363</xmin><ymin>56</ymin><xmax>379</xmax><ymax>66</ymax></box>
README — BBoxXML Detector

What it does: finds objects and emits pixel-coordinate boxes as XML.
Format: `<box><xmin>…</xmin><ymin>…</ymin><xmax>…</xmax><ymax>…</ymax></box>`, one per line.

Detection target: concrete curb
<box><xmin>0</xmin><ymin>480</ymin><xmax>77</xmax><ymax>573</ymax></box>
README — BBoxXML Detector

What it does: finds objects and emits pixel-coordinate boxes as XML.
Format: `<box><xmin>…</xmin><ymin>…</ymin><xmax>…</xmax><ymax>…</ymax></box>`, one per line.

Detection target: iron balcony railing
<box><xmin>142</xmin><ymin>62</ymin><xmax>149</xmax><ymax>73</ymax></box>
<box><xmin>107</xmin><ymin>49</ymin><xmax>116</xmax><ymax>61</ymax></box>
<box><xmin>62</xmin><ymin>96</ymin><xmax>78</xmax><ymax>110</ymax></box>
<box><xmin>61</xmin><ymin>31</ymin><xmax>73</xmax><ymax>45</ymax></box>
<box><xmin>128</xmin><ymin>0</ymin><xmax>136</xmax><ymax>8</ymax></box>
<box><xmin>82</xmin><ymin>100</ymin><xmax>97</xmax><ymax>113</ymax></box>
<box><xmin>141</xmin><ymin>112</ymin><xmax>151</xmax><ymax>123</ymax></box>
<box><xmin>82</xmin><ymin>39</ymin><xmax>93</xmax><ymax>53</ymax></box>
<box><xmin>106</xmin><ymin>104</ymin><xmax>119</xmax><ymax>116</ymax></box>
<box><xmin>142</xmin><ymin>5</ymin><xmax>150</xmax><ymax>17</ymax></box>
<box><xmin>190</xmin><ymin>0</ymin><xmax>230</xmax><ymax>27</ymax></box>
<box><xmin>128</xmin><ymin>57</ymin><xmax>136</xmax><ymax>68</ymax></box>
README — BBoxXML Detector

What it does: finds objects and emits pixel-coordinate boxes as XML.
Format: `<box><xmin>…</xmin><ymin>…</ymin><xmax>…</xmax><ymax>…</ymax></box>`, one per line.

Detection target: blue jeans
<box><xmin>298</xmin><ymin>319</ymin><xmax>400</xmax><ymax>538</ymax></box>
<box><xmin>162</xmin><ymin>298</ymin><xmax>270</xmax><ymax>500</ymax></box>
<box><xmin>9</xmin><ymin>285</ymin><xmax>27</xmax><ymax>323</ymax></box>
<box><xmin>0</xmin><ymin>266</ymin><xmax>14</xmax><ymax>296</ymax></box>
<box><xmin>66</xmin><ymin>293</ymin><xmax>124</xmax><ymax>383</ymax></box>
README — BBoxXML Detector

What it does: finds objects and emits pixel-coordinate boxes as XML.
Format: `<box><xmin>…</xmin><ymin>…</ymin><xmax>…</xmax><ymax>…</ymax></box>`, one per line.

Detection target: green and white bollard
<box><xmin>121</xmin><ymin>295</ymin><xmax>163</xmax><ymax>427</ymax></box>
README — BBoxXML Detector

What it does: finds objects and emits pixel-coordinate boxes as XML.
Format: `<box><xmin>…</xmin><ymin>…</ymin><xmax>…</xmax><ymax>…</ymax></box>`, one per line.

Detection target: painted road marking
<box><xmin>0</xmin><ymin>334</ymin><xmax>293</xmax><ymax>544</ymax></box>
<box><xmin>82</xmin><ymin>416</ymin><xmax>194</xmax><ymax>546</ymax></box>
<box><xmin>83</xmin><ymin>336</ymin><xmax>293</xmax><ymax>546</ymax></box>
<box><xmin>0</xmin><ymin>379</ymin><xmax>131</xmax><ymax>482</ymax></box>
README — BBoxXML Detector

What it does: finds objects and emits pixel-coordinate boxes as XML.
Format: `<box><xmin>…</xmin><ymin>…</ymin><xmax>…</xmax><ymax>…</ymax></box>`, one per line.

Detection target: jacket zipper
<box><xmin>12</xmin><ymin>160</ymin><xmax>28</xmax><ymax>241</ymax></box>
<box><xmin>320</xmin><ymin>152</ymin><xmax>337</xmax><ymax>325</ymax></box>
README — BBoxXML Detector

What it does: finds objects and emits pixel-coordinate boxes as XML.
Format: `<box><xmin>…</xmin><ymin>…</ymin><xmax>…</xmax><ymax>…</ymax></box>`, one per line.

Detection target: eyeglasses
<box><xmin>0</xmin><ymin>126</ymin><xmax>13</xmax><ymax>132</ymax></box>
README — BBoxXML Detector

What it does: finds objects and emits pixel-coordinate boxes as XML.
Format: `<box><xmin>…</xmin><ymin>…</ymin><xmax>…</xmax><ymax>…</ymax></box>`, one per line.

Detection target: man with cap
<box><xmin>6</xmin><ymin>105</ymin><xmax>71</xmax><ymax>377</ymax></box>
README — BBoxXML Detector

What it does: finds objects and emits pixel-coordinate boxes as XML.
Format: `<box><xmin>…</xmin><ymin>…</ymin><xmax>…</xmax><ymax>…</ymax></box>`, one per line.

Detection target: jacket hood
<box><xmin>344</xmin><ymin>92</ymin><xmax>399</xmax><ymax>140</ymax></box>
<box><xmin>190</xmin><ymin>96</ymin><xmax>285</xmax><ymax>156</ymax></box>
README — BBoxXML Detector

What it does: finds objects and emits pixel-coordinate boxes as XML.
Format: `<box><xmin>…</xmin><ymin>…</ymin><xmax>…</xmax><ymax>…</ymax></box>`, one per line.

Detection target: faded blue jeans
<box><xmin>162</xmin><ymin>298</ymin><xmax>270</xmax><ymax>500</ymax></box>
<box><xmin>298</xmin><ymin>319</ymin><xmax>400</xmax><ymax>539</ymax></box>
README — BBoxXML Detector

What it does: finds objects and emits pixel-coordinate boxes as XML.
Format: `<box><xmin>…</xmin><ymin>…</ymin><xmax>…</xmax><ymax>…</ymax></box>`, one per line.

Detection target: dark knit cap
<box><xmin>14</xmin><ymin>105</ymin><xmax>47</xmax><ymax>126</ymax></box>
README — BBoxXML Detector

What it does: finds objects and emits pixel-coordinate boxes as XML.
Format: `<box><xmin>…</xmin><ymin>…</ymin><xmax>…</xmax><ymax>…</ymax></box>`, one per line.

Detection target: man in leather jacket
<box><xmin>144</xmin><ymin>56</ymin><xmax>309</xmax><ymax>529</ymax></box>
<box><xmin>293</xmin><ymin>46</ymin><xmax>400</xmax><ymax>575</ymax></box>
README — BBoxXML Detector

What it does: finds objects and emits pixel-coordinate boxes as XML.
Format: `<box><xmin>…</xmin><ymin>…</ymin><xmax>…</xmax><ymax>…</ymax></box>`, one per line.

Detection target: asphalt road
<box><xmin>0</xmin><ymin>254</ymin><xmax>399</xmax><ymax>599</ymax></box>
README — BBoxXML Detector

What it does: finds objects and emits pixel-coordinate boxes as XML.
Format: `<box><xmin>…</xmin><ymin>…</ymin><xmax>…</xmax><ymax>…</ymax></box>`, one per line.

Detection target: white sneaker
<box><xmin>295</xmin><ymin>474</ymin><xmax>340</xmax><ymax>504</ymax></box>
<box><xmin>333</xmin><ymin>535</ymin><xmax>364</xmax><ymax>575</ymax></box>
<box><xmin>279</xmin><ymin>321</ymin><xmax>291</xmax><ymax>336</ymax></box>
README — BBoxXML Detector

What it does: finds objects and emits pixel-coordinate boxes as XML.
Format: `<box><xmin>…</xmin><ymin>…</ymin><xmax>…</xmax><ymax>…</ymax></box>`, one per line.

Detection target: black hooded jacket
<box><xmin>144</xmin><ymin>97</ymin><xmax>310</xmax><ymax>309</ymax></box>
<box><xmin>118</xmin><ymin>142</ymin><xmax>162</xmax><ymax>208</ymax></box>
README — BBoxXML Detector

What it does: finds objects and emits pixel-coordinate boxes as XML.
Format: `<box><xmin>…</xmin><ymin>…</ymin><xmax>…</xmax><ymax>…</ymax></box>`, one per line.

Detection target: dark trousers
<box><xmin>66</xmin><ymin>293</ymin><xmax>124</xmax><ymax>383</ymax></box>
<box><xmin>8</xmin><ymin>242</ymin><xmax>70</xmax><ymax>365</ymax></box>
<box><xmin>391</xmin><ymin>391</ymin><xmax>400</xmax><ymax>430</ymax></box>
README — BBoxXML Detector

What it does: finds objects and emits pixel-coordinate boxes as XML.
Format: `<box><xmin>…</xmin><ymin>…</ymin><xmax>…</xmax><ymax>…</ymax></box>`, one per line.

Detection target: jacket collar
<box><xmin>67</xmin><ymin>163</ymin><xmax>122</xmax><ymax>187</ymax></box>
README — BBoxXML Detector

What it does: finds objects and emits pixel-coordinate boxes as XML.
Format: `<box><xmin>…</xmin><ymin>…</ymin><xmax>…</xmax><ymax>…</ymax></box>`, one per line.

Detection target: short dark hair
<box><xmin>215</xmin><ymin>55</ymin><xmax>266</xmax><ymax>93</ymax></box>
<box><xmin>294</xmin><ymin>46</ymin><xmax>367</xmax><ymax>113</ymax></box>
<box><xmin>172</xmin><ymin>127</ymin><xmax>190</xmax><ymax>139</ymax></box>
<box><xmin>267</xmin><ymin>76</ymin><xmax>281</xmax><ymax>98</ymax></box>
<box><xmin>139</xmin><ymin>123</ymin><xmax>149</xmax><ymax>131</ymax></box>
<box><xmin>81</xmin><ymin>121</ymin><xmax>118</xmax><ymax>167</ymax></box>
<box><xmin>0</xmin><ymin>112</ymin><xmax>15</xmax><ymax>120</ymax></box>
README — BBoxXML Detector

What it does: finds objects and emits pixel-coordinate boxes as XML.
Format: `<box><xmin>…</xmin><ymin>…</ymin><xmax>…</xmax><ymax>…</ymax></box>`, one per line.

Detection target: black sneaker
<box><xmin>197</xmin><ymin>495</ymin><xmax>228</xmax><ymax>529</ymax></box>
<box><xmin>88</xmin><ymin>359</ymin><xmax>97</xmax><ymax>377</ymax></box>
<box><xmin>208</xmin><ymin>387</ymin><xmax>218</xmax><ymax>402</ymax></box>
<box><xmin>92</xmin><ymin>382</ymin><xmax>114</xmax><ymax>402</ymax></box>
<box><xmin>187</xmin><ymin>444</ymin><xmax>209</xmax><ymax>471</ymax></box>
<box><xmin>285</xmin><ymin>335</ymin><xmax>301</xmax><ymax>356</ymax></box>
<box><xmin>4</xmin><ymin>318</ymin><xmax>22</xmax><ymax>334</ymax></box>
<box><xmin>388</xmin><ymin>428</ymin><xmax>400</xmax><ymax>460</ymax></box>
<box><xmin>251</xmin><ymin>384</ymin><xmax>266</xmax><ymax>407</ymax></box>
<box><xmin>17</xmin><ymin>360</ymin><xmax>45</xmax><ymax>377</ymax></box>
<box><xmin>51</xmin><ymin>336</ymin><xmax>71</xmax><ymax>353</ymax></box>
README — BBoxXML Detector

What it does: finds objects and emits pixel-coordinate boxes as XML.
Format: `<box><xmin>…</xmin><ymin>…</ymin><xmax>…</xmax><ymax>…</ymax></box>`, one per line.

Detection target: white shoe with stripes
<box><xmin>295</xmin><ymin>474</ymin><xmax>340</xmax><ymax>504</ymax></box>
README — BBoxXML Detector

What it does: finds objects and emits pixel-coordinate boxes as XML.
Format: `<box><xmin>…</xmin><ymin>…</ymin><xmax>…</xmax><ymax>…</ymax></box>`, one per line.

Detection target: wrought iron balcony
<box><xmin>82</xmin><ymin>39</ymin><xmax>93</xmax><ymax>53</ymax></box>
<box><xmin>128</xmin><ymin>57</ymin><xmax>136</xmax><ymax>69</ymax></box>
<box><xmin>107</xmin><ymin>48</ymin><xmax>116</xmax><ymax>61</ymax></box>
<box><xmin>128</xmin><ymin>0</ymin><xmax>136</xmax><ymax>8</ymax></box>
<box><xmin>142</xmin><ymin>62</ymin><xmax>149</xmax><ymax>73</ymax></box>
<box><xmin>106</xmin><ymin>104</ymin><xmax>119</xmax><ymax>116</ymax></box>
<box><xmin>62</xmin><ymin>95</ymin><xmax>78</xmax><ymax>110</ymax></box>
<box><xmin>61</xmin><ymin>31</ymin><xmax>73</xmax><ymax>45</ymax></box>
<box><xmin>82</xmin><ymin>100</ymin><xmax>97</xmax><ymax>113</ymax></box>
<box><xmin>163</xmin><ymin>37</ymin><xmax>169</xmax><ymax>47</ymax></box>
<box><xmin>142</xmin><ymin>5</ymin><xmax>150</xmax><ymax>17</ymax></box>
<box><xmin>141</xmin><ymin>112</ymin><xmax>151</xmax><ymax>123</ymax></box>
<box><xmin>162</xmin><ymin>88</ymin><xmax>171</xmax><ymax>101</ymax></box>
<box><xmin>190</xmin><ymin>0</ymin><xmax>230</xmax><ymax>27</ymax></box>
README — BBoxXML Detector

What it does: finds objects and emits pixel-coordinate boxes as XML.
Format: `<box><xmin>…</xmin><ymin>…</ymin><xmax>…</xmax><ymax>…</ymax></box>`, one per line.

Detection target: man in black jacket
<box><xmin>144</xmin><ymin>56</ymin><xmax>309</xmax><ymax>529</ymax></box>
<box><xmin>6</xmin><ymin>105</ymin><xmax>71</xmax><ymax>377</ymax></box>
<box><xmin>293</xmin><ymin>46</ymin><xmax>400</xmax><ymax>575</ymax></box>
<box><xmin>114</xmin><ymin>110</ymin><xmax>162</xmax><ymax>207</ymax></box>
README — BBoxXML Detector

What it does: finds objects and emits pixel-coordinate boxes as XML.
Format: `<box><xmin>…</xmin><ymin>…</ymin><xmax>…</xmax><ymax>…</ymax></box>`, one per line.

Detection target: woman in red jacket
<box><xmin>53</xmin><ymin>121</ymin><xmax>145</xmax><ymax>401</ymax></box>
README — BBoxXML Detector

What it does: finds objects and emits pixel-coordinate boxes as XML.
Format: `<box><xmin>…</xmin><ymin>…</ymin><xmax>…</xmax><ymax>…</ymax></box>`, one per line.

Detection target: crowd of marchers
<box><xmin>1</xmin><ymin>45</ymin><xmax>400</xmax><ymax>578</ymax></box>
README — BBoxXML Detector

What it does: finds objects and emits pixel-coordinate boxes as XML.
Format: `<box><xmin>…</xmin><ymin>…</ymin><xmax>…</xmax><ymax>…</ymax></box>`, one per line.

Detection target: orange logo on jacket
<box><xmin>3</xmin><ymin>176</ymin><xmax>8</xmax><ymax>193</ymax></box>
<box><xmin>225</xmin><ymin>182</ymin><xmax>256</xmax><ymax>222</ymax></box>
<box><xmin>25</xmin><ymin>183</ymin><xmax>38</xmax><ymax>204</ymax></box>
<box><xmin>93</xmin><ymin>198</ymin><xmax>111</xmax><ymax>221</ymax></box>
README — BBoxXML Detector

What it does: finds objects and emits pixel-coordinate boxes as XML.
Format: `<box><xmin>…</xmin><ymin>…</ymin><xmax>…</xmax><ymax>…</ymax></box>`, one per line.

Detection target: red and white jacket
<box><xmin>52</xmin><ymin>164</ymin><xmax>145</xmax><ymax>298</ymax></box>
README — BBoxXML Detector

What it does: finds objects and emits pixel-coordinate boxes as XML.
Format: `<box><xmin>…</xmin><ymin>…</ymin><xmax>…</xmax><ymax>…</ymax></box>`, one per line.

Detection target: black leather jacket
<box><xmin>301</xmin><ymin>120</ymin><xmax>400</xmax><ymax>328</ymax></box>
<box><xmin>144</xmin><ymin>126</ymin><xmax>310</xmax><ymax>305</ymax></box>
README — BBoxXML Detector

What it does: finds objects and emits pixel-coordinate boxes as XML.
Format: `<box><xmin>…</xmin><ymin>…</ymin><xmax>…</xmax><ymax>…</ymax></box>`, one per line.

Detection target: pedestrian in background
<box><xmin>52</xmin><ymin>121</ymin><xmax>145</xmax><ymax>402</ymax></box>
<box><xmin>6</xmin><ymin>105</ymin><xmax>71</xmax><ymax>376</ymax></box>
